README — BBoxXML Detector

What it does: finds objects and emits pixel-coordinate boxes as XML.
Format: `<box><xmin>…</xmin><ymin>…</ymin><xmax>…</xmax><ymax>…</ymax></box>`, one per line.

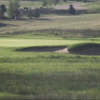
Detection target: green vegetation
<box><xmin>0</xmin><ymin>31</ymin><xmax>100</xmax><ymax>99</ymax></box>
<box><xmin>0</xmin><ymin>44</ymin><xmax>100</xmax><ymax>99</ymax></box>
<box><xmin>0</xmin><ymin>4</ymin><xmax>6</xmax><ymax>19</ymax></box>
<box><xmin>8</xmin><ymin>0</ymin><xmax>20</xmax><ymax>18</ymax></box>
<box><xmin>0</xmin><ymin>0</ymin><xmax>100</xmax><ymax>99</ymax></box>
<box><xmin>1</xmin><ymin>14</ymin><xmax>100</xmax><ymax>38</ymax></box>
<box><xmin>41</xmin><ymin>0</ymin><xmax>59</xmax><ymax>7</ymax></box>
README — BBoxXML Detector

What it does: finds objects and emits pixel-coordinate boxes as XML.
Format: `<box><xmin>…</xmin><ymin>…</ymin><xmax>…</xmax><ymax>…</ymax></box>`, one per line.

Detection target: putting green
<box><xmin>0</xmin><ymin>39</ymin><xmax>97</xmax><ymax>47</ymax></box>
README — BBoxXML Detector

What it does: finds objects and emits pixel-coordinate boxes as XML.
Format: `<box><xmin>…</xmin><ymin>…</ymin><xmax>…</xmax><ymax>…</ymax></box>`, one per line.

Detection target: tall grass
<box><xmin>1</xmin><ymin>14</ymin><xmax>100</xmax><ymax>38</ymax></box>
<box><xmin>0</xmin><ymin>47</ymin><xmax>100</xmax><ymax>99</ymax></box>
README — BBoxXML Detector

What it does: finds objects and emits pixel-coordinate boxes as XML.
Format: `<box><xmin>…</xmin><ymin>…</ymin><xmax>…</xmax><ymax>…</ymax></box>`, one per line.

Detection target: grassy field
<box><xmin>0</xmin><ymin>1</ymin><xmax>100</xmax><ymax>99</ymax></box>
<box><xmin>1</xmin><ymin>14</ymin><xmax>100</xmax><ymax>38</ymax></box>
<box><xmin>0</xmin><ymin>41</ymin><xmax>100</xmax><ymax>99</ymax></box>
<box><xmin>0</xmin><ymin>0</ymin><xmax>42</xmax><ymax>7</ymax></box>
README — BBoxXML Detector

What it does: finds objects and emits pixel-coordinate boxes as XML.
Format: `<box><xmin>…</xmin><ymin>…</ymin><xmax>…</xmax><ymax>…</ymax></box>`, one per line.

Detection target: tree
<box><xmin>53</xmin><ymin>0</ymin><xmax>59</xmax><ymax>7</ymax></box>
<box><xmin>33</xmin><ymin>9</ymin><xmax>40</xmax><ymax>18</ymax></box>
<box><xmin>0</xmin><ymin>7</ymin><xmax>2</xmax><ymax>19</ymax></box>
<box><xmin>83</xmin><ymin>0</ymin><xmax>87</xmax><ymax>3</ymax></box>
<box><xmin>8</xmin><ymin>0</ymin><xmax>20</xmax><ymax>18</ymax></box>
<box><xmin>42</xmin><ymin>0</ymin><xmax>48</xmax><ymax>8</ymax></box>
<box><xmin>1</xmin><ymin>4</ymin><xmax>6</xmax><ymax>13</ymax></box>
<box><xmin>68</xmin><ymin>4</ymin><xmax>76</xmax><ymax>15</ymax></box>
<box><xmin>42</xmin><ymin>0</ymin><xmax>59</xmax><ymax>8</ymax></box>
<box><xmin>27</xmin><ymin>8</ymin><xmax>33</xmax><ymax>19</ymax></box>
<box><xmin>0</xmin><ymin>4</ymin><xmax>6</xmax><ymax>19</ymax></box>
<box><xmin>63</xmin><ymin>0</ymin><xmax>67</xmax><ymax>2</ymax></box>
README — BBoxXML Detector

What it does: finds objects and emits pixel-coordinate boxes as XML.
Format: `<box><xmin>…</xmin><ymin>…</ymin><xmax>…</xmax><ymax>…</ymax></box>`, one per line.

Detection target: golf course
<box><xmin>0</xmin><ymin>0</ymin><xmax>100</xmax><ymax>99</ymax></box>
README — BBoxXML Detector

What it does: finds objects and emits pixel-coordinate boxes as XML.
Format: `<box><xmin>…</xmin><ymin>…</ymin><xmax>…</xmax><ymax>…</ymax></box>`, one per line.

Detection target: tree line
<box><xmin>0</xmin><ymin>0</ymin><xmax>41</xmax><ymax>20</ymax></box>
<box><xmin>0</xmin><ymin>0</ymin><xmax>64</xmax><ymax>20</ymax></box>
<box><xmin>0</xmin><ymin>0</ymin><xmax>85</xmax><ymax>20</ymax></box>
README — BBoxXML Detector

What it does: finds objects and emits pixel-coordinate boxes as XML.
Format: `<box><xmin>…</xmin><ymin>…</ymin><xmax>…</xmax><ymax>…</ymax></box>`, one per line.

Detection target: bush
<box><xmin>8</xmin><ymin>0</ymin><xmax>20</xmax><ymax>18</ymax></box>
<box><xmin>27</xmin><ymin>8</ymin><xmax>33</xmax><ymax>19</ymax></box>
<box><xmin>68</xmin><ymin>4</ymin><xmax>76</xmax><ymax>15</ymax></box>
<box><xmin>33</xmin><ymin>9</ymin><xmax>40</xmax><ymax>18</ymax></box>
<box><xmin>63</xmin><ymin>0</ymin><xmax>67</xmax><ymax>2</ymax></box>
<box><xmin>0</xmin><ymin>4</ymin><xmax>6</xmax><ymax>19</ymax></box>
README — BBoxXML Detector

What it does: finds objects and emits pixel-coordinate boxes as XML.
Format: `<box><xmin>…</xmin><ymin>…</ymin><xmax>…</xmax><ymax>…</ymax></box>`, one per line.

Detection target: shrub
<box><xmin>0</xmin><ymin>4</ymin><xmax>6</xmax><ymax>19</ymax></box>
<box><xmin>63</xmin><ymin>0</ymin><xmax>67</xmax><ymax>2</ymax></box>
<box><xmin>42</xmin><ymin>0</ymin><xmax>48</xmax><ymax>8</ymax></box>
<box><xmin>8</xmin><ymin>0</ymin><xmax>20</xmax><ymax>18</ymax></box>
<box><xmin>27</xmin><ymin>8</ymin><xmax>33</xmax><ymax>19</ymax></box>
<box><xmin>33</xmin><ymin>9</ymin><xmax>40</xmax><ymax>19</ymax></box>
<box><xmin>68</xmin><ymin>4</ymin><xmax>76</xmax><ymax>15</ymax></box>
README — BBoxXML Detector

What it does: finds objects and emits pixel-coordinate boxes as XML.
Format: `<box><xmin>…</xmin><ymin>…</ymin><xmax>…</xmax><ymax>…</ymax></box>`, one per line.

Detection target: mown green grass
<box><xmin>1</xmin><ymin>38</ymin><xmax>100</xmax><ymax>47</ymax></box>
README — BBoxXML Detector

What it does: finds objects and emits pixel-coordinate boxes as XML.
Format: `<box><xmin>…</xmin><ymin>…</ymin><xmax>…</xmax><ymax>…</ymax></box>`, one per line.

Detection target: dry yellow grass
<box><xmin>0</xmin><ymin>14</ymin><xmax>100</xmax><ymax>36</ymax></box>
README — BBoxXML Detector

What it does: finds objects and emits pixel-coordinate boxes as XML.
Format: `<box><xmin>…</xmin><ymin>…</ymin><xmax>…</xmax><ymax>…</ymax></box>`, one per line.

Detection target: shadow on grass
<box><xmin>0</xmin><ymin>70</ymin><xmax>100</xmax><ymax>96</ymax></box>
<box><xmin>0</xmin><ymin>23</ymin><xmax>17</xmax><ymax>28</ymax></box>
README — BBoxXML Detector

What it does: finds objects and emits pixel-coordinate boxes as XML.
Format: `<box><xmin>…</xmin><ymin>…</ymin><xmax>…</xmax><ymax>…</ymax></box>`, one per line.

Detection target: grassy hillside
<box><xmin>1</xmin><ymin>14</ymin><xmax>100</xmax><ymax>38</ymax></box>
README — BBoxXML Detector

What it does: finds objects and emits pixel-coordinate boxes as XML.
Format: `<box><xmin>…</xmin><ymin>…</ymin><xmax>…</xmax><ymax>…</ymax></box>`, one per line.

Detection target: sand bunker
<box><xmin>69</xmin><ymin>46</ymin><xmax>100</xmax><ymax>55</ymax></box>
<box><xmin>68</xmin><ymin>43</ymin><xmax>100</xmax><ymax>55</ymax></box>
<box><xmin>16</xmin><ymin>46</ymin><xmax>69</xmax><ymax>53</ymax></box>
<box><xmin>16</xmin><ymin>45</ymin><xmax>100</xmax><ymax>55</ymax></box>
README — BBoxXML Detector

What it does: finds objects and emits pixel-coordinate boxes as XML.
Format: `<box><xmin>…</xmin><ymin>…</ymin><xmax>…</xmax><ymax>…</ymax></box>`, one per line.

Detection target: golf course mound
<box><xmin>16</xmin><ymin>46</ymin><xmax>68</xmax><ymax>53</ymax></box>
<box><xmin>68</xmin><ymin>43</ymin><xmax>100</xmax><ymax>55</ymax></box>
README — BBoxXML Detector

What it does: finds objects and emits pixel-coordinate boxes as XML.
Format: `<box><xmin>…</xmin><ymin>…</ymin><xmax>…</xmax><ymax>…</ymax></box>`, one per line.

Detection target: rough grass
<box><xmin>0</xmin><ymin>41</ymin><xmax>100</xmax><ymax>99</ymax></box>
<box><xmin>1</xmin><ymin>14</ymin><xmax>100</xmax><ymax>38</ymax></box>
<box><xmin>0</xmin><ymin>0</ymin><xmax>42</xmax><ymax>8</ymax></box>
<box><xmin>0</xmin><ymin>47</ymin><xmax>100</xmax><ymax>99</ymax></box>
